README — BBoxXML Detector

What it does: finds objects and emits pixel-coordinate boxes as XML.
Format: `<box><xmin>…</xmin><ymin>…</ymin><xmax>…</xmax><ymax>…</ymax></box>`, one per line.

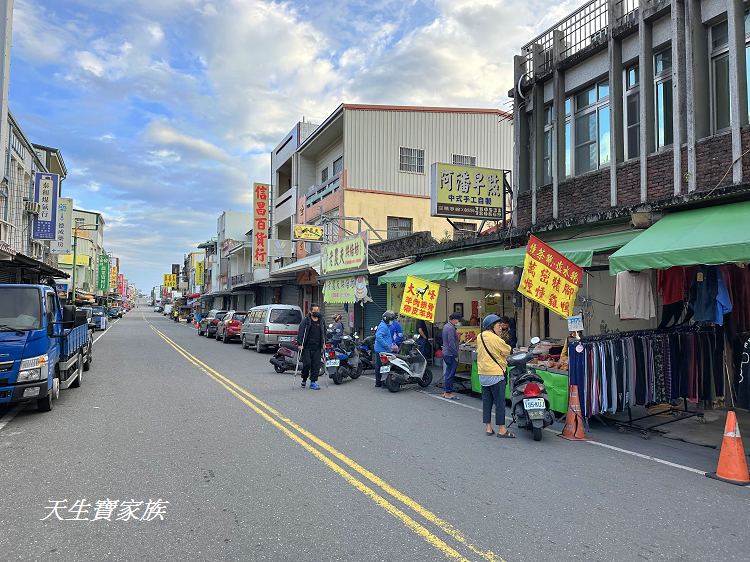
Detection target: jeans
<box><xmin>417</xmin><ymin>337</ymin><xmax>427</xmax><ymax>357</ymax></box>
<box><xmin>482</xmin><ymin>379</ymin><xmax>506</xmax><ymax>425</ymax></box>
<box><xmin>443</xmin><ymin>355</ymin><xmax>457</xmax><ymax>393</ymax></box>
<box><xmin>301</xmin><ymin>347</ymin><xmax>321</xmax><ymax>382</ymax></box>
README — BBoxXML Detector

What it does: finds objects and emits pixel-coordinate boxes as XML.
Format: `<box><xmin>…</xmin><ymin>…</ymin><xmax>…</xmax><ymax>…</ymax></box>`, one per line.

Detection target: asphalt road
<box><xmin>0</xmin><ymin>309</ymin><xmax>748</xmax><ymax>561</ymax></box>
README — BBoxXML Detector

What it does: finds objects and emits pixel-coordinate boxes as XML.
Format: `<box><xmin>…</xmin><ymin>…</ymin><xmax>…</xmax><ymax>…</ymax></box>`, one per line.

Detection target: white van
<box><xmin>240</xmin><ymin>304</ymin><xmax>303</xmax><ymax>352</ymax></box>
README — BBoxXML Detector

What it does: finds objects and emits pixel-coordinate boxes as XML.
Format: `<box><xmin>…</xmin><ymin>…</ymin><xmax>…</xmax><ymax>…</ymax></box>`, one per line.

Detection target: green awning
<box><xmin>609</xmin><ymin>201</ymin><xmax>750</xmax><ymax>274</ymax></box>
<box><xmin>377</xmin><ymin>256</ymin><xmax>463</xmax><ymax>284</ymax></box>
<box><xmin>444</xmin><ymin>230</ymin><xmax>642</xmax><ymax>270</ymax></box>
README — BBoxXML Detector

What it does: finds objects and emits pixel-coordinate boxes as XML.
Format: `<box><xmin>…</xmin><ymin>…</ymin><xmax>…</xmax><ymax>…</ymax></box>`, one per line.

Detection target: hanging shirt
<box><xmin>615</xmin><ymin>271</ymin><xmax>656</xmax><ymax>320</ymax></box>
<box><xmin>715</xmin><ymin>273</ymin><xmax>733</xmax><ymax>325</ymax></box>
<box><xmin>657</xmin><ymin>267</ymin><xmax>686</xmax><ymax>305</ymax></box>
<box><xmin>689</xmin><ymin>266</ymin><xmax>718</xmax><ymax>322</ymax></box>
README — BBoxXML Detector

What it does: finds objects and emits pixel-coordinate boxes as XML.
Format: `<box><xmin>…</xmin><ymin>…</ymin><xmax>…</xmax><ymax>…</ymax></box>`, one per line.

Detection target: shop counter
<box><xmin>470</xmin><ymin>362</ymin><xmax>569</xmax><ymax>414</ymax></box>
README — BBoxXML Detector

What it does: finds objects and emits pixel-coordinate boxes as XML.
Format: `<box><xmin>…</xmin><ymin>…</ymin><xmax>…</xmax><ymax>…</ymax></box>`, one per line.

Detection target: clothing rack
<box><xmin>580</xmin><ymin>324</ymin><xmax>715</xmax><ymax>343</ymax></box>
<box><xmin>613</xmin><ymin>398</ymin><xmax>704</xmax><ymax>439</ymax></box>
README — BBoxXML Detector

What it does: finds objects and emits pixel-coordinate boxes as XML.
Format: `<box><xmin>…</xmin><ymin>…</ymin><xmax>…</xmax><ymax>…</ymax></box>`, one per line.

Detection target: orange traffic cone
<box><xmin>707</xmin><ymin>411</ymin><xmax>750</xmax><ymax>485</ymax></box>
<box><xmin>560</xmin><ymin>384</ymin><xmax>587</xmax><ymax>441</ymax></box>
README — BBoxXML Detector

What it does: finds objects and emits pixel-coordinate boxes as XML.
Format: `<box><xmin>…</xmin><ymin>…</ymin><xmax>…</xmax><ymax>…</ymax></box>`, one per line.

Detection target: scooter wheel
<box><xmin>349</xmin><ymin>365</ymin><xmax>362</xmax><ymax>380</ymax></box>
<box><xmin>417</xmin><ymin>368</ymin><xmax>433</xmax><ymax>387</ymax></box>
<box><xmin>331</xmin><ymin>370</ymin><xmax>344</xmax><ymax>385</ymax></box>
<box><xmin>533</xmin><ymin>426</ymin><xmax>543</xmax><ymax>441</ymax></box>
<box><xmin>274</xmin><ymin>365</ymin><xmax>285</xmax><ymax>374</ymax></box>
<box><xmin>385</xmin><ymin>374</ymin><xmax>400</xmax><ymax>393</ymax></box>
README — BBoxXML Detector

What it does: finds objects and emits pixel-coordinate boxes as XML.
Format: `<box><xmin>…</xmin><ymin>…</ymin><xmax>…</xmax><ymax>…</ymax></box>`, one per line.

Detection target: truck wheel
<box><xmin>83</xmin><ymin>343</ymin><xmax>92</xmax><ymax>372</ymax></box>
<box><xmin>37</xmin><ymin>377</ymin><xmax>59</xmax><ymax>412</ymax></box>
<box><xmin>71</xmin><ymin>358</ymin><xmax>83</xmax><ymax>388</ymax></box>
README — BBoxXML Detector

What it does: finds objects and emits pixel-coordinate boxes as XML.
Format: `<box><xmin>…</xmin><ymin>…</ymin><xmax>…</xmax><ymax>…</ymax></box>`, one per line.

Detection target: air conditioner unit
<box><xmin>23</xmin><ymin>200</ymin><xmax>40</xmax><ymax>214</ymax></box>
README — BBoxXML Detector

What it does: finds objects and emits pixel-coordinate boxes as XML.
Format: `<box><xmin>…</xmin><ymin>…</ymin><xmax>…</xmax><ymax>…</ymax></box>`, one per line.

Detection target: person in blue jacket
<box><xmin>374</xmin><ymin>310</ymin><xmax>396</xmax><ymax>388</ymax></box>
<box><xmin>389</xmin><ymin>315</ymin><xmax>404</xmax><ymax>350</ymax></box>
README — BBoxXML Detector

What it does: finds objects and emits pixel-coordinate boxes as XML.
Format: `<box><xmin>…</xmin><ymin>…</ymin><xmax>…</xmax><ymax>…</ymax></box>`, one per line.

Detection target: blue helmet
<box><xmin>482</xmin><ymin>314</ymin><xmax>501</xmax><ymax>331</ymax></box>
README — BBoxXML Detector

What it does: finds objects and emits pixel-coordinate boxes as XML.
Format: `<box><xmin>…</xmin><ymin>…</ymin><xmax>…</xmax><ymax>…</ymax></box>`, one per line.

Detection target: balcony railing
<box><xmin>521</xmin><ymin>0</ymin><xmax>639</xmax><ymax>80</ymax></box>
<box><xmin>0</xmin><ymin>219</ymin><xmax>14</xmax><ymax>256</ymax></box>
<box><xmin>230</xmin><ymin>272</ymin><xmax>253</xmax><ymax>288</ymax></box>
<box><xmin>305</xmin><ymin>172</ymin><xmax>341</xmax><ymax>208</ymax></box>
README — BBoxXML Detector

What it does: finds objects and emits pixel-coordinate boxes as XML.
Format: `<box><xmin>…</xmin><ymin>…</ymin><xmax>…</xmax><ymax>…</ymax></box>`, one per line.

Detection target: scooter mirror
<box><xmin>413</xmin><ymin>334</ymin><xmax>419</xmax><ymax>340</ymax></box>
<box><xmin>530</xmin><ymin>336</ymin><xmax>541</xmax><ymax>345</ymax></box>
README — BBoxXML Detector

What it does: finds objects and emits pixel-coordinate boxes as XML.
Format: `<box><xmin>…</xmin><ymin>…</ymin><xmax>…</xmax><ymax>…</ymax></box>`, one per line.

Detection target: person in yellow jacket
<box><xmin>477</xmin><ymin>314</ymin><xmax>514</xmax><ymax>438</ymax></box>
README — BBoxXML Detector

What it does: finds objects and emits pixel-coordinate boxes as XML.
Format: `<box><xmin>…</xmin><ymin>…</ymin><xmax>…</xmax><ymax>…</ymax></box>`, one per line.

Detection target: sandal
<box><xmin>497</xmin><ymin>431</ymin><xmax>516</xmax><ymax>439</ymax></box>
<box><xmin>485</xmin><ymin>430</ymin><xmax>495</xmax><ymax>436</ymax></box>
<box><xmin>442</xmin><ymin>395</ymin><xmax>460</xmax><ymax>401</ymax></box>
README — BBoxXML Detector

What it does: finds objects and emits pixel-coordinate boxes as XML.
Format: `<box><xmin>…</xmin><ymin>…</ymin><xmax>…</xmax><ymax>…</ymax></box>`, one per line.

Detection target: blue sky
<box><xmin>9</xmin><ymin>0</ymin><xmax>580</xmax><ymax>290</ymax></box>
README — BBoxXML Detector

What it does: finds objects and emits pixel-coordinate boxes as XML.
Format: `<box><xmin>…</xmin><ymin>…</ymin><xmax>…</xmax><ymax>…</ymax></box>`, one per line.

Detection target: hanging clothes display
<box><xmin>615</xmin><ymin>271</ymin><xmax>656</xmax><ymax>320</ymax></box>
<box><xmin>568</xmin><ymin>326</ymin><xmax>722</xmax><ymax>419</ymax></box>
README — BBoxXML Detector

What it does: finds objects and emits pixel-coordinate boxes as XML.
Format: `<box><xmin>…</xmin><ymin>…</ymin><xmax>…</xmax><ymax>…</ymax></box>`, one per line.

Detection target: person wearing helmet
<box><xmin>331</xmin><ymin>313</ymin><xmax>345</xmax><ymax>346</ymax></box>
<box><xmin>374</xmin><ymin>311</ymin><xmax>396</xmax><ymax>388</ymax></box>
<box><xmin>477</xmin><ymin>314</ymin><xmax>514</xmax><ymax>438</ymax></box>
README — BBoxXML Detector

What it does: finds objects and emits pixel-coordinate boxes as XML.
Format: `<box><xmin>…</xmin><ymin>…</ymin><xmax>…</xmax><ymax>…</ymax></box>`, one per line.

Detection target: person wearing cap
<box><xmin>477</xmin><ymin>314</ymin><xmax>514</xmax><ymax>437</ymax></box>
<box><xmin>331</xmin><ymin>313</ymin><xmax>345</xmax><ymax>346</ymax></box>
<box><xmin>441</xmin><ymin>313</ymin><xmax>462</xmax><ymax>400</ymax></box>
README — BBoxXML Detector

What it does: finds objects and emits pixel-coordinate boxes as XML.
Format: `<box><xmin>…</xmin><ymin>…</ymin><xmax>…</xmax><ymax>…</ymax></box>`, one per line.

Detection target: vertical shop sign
<box><xmin>110</xmin><ymin>265</ymin><xmax>118</xmax><ymax>288</ymax></box>
<box><xmin>517</xmin><ymin>235</ymin><xmax>583</xmax><ymax>319</ymax></box>
<box><xmin>399</xmin><ymin>275</ymin><xmax>440</xmax><ymax>322</ymax></box>
<box><xmin>118</xmin><ymin>274</ymin><xmax>126</xmax><ymax>297</ymax></box>
<box><xmin>195</xmin><ymin>261</ymin><xmax>205</xmax><ymax>286</ymax></box>
<box><xmin>253</xmin><ymin>182</ymin><xmax>270</xmax><ymax>268</ymax></box>
<box><xmin>50</xmin><ymin>197</ymin><xmax>72</xmax><ymax>254</ymax></box>
<box><xmin>97</xmin><ymin>254</ymin><xmax>110</xmax><ymax>291</ymax></box>
<box><xmin>32</xmin><ymin>172</ymin><xmax>60</xmax><ymax>240</ymax></box>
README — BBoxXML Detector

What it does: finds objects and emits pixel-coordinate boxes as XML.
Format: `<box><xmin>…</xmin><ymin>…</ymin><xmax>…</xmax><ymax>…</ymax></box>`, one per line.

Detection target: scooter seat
<box><xmin>279</xmin><ymin>342</ymin><xmax>299</xmax><ymax>352</ymax></box>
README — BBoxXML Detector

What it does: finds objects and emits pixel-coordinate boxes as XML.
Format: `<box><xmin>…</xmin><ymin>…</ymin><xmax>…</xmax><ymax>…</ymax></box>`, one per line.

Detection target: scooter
<box><xmin>378</xmin><ymin>336</ymin><xmax>433</xmax><ymax>393</ymax></box>
<box><xmin>357</xmin><ymin>333</ymin><xmax>376</xmax><ymax>372</ymax></box>
<box><xmin>507</xmin><ymin>337</ymin><xmax>555</xmax><ymax>441</ymax></box>
<box><xmin>324</xmin><ymin>326</ymin><xmax>362</xmax><ymax>384</ymax></box>
<box><xmin>270</xmin><ymin>341</ymin><xmax>299</xmax><ymax>373</ymax></box>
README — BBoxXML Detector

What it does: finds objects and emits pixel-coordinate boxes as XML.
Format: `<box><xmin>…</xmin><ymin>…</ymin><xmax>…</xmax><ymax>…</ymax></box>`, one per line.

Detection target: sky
<box><xmin>8</xmin><ymin>0</ymin><xmax>582</xmax><ymax>290</ymax></box>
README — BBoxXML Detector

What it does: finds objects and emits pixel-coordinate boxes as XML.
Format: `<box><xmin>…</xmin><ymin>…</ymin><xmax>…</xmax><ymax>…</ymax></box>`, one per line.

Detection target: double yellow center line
<box><xmin>146</xmin><ymin>318</ymin><xmax>503</xmax><ymax>562</ymax></box>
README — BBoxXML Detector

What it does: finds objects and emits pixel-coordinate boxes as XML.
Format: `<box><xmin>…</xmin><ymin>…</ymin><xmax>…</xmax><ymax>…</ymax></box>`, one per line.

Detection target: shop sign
<box><xmin>97</xmin><ymin>254</ymin><xmax>110</xmax><ymax>291</ymax></box>
<box><xmin>399</xmin><ymin>275</ymin><xmax>440</xmax><ymax>322</ymax></box>
<box><xmin>293</xmin><ymin>224</ymin><xmax>325</xmax><ymax>242</ymax></box>
<box><xmin>32</xmin><ymin>172</ymin><xmax>59</xmax><ymax>240</ymax></box>
<box><xmin>430</xmin><ymin>163</ymin><xmax>507</xmax><ymax>219</ymax></box>
<box><xmin>567</xmin><ymin>314</ymin><xmax>584</xmax><ymax>332</ymax></box>
<box><xmin>517</xmin><ymin>235</ymin><xmax>582</xmax><ymax>319</ymax></box>
<box><xmin>172</xmin><ymin>264</ymin><xmax>180</xmax><ymax>276</ymax></box>
<box><xmin>110</xmin><ymin>265</ymin><xmax>118</xmax><ymax>288</ymax></box>
<box><xmin>119</xmin><ymin>274</ymin><xmax>126</xmax><ymax>297</ymax></box>
<box><xmin>269</xmin><ymin>239</ymin><xmax>293</xmax><ymax>258</ymax></box>
<box><xmin>195</xmin><ymin>261</ymin><xmax>205</xmax><ymax>286</ymax></box>
<box><xmin>323</xmin><ymin>276</ymin><xmax>357</xmax><ymax>304</ymax></box>
<box><xmin>163</xmin><ymin>273</ymin><xmax>177</xmax><ymax>288</ymax></box>
<box><xmin>50</xmin><ymin>197</ymin><xmax>72</xmax><ymax>254</ymax></box>
<box><xmin>296</xmin><ymin>269</ymin><xmax>318</xmax><ymax>286</ymax></box>
<box><xmin>321</xmin><ymin>231</ymin><xmax>368</xmax><ymax>276</ymax></box>
<box><xmin>253</xmin><ymin>182</ymin><xmax>270</xmax><ymax>268</ymax></box>
<box><xmin>354</xmin><ymin>275</ymin><xmax>372</xmax><ymax>303</ymax></box>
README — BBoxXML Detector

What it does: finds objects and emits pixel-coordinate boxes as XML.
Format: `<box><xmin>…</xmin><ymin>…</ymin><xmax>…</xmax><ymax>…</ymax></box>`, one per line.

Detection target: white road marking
<box><xmin>0</xmin><ymin>406</ymin><xmax>21</xmax><ymax>432</ymax></box>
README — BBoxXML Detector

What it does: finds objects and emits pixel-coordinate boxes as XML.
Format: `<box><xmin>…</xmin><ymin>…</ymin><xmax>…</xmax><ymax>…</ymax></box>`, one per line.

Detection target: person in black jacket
<box><xmin>297</xmin><ymin>304</ymin><xmax>326</xmax><ymax>390</ymax></box>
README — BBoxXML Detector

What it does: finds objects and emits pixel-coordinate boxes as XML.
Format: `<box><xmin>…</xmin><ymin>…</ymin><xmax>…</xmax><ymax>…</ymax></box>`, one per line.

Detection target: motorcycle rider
<box><xmin>331</xmin><ymin>314</ymin><xmax>345</xmax><ymax>346</ymax></box>
<box><xmin>374</xmin><ymin>310</ymin><xmax>396</xmax><ymax>388</ymax></box>
<box><xmin>297</xmin><ymin>304</ymin><xmax>326</xmax><ymax>390</ymax></box>
<box><xmin>477</xmin><ymin>314</ymin><xmax>514</xmax><ymax>438</ymax></box>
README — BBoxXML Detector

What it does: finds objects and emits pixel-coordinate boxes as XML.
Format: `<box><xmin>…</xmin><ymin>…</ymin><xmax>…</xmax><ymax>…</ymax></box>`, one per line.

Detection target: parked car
<box><xmin>90</xmin><ymin>306</ymin><xmax>108</xmax><ymax>331</ymax></box>
<box><xmin>215</xmin><ymin>310</ymin><xmax>247</xmax><ymax>343</ymax></box>
<box><xmin>107</xmin><ymin>306</ymin><xmax>122</xmax><ymax>319</ymax></box>
<box><xmin>240</xmin><ymin>304</ymin><xmax>302</xmax><ymax>352</ymax></box>
<box><xmin>198</xmin><ymin>309</ymin><xmax>228</xmax><ymax>338</ymax></box>
<box><xmin>79</xmin><ymin>306</ymin><xmax>95</xmax><ymax>330</ymax></box>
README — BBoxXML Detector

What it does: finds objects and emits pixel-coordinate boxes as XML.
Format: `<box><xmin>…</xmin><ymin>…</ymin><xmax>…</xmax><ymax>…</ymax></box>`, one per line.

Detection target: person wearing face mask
<box><xmin>374</xmin><ymin>310</ymin><xmax>396</xmax><ymax>388</ymax></box>
<box><xmin>297</xmin><ymin>304</ymin><xmax>326</xmax><ymax>390</ymax></box>
<box><xmin>441</xmin><ymin>313</ymin><xmax>462</xmax><ymax>400</ymax></box>
<box><xmin>477</xmin><ymin>314</ymin><xmax>514</xmax><ymax>437</ymax></box>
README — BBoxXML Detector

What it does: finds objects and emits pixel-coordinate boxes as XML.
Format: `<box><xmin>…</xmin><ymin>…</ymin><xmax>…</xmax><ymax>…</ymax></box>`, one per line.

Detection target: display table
<box><xmin>470</xmin><ymin>362</ymin><xmax>569</xmax><ymax>414</ymax></box>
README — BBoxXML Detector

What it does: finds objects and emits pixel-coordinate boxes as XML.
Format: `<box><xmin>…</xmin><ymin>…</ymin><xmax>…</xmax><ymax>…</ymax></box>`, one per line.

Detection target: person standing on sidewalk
<box><xmin>441</xmin><ymin>313</ymin><xmax>461</xmax><ymax>400</ymax></box>
<box><xmin>374</xmin><ymin>310</ymin><xmax>396</xmax><ymax>388</ymax></box>
<box><xmin>477</xmin><ymin>314</ymin><xmax>514</xmax><ymax>438</ymax></box>
<box><xmin>297</xmin><ymin>304</ymin><xmax>326</xmax><ymax>390</ymax></box>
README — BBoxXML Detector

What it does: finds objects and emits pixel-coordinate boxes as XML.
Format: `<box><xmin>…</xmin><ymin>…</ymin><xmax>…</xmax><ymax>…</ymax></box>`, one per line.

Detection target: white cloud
<box><xmin>144</xmin><ymin>120</ymin><xmax>231</xmax><ymax>163</ymax></box>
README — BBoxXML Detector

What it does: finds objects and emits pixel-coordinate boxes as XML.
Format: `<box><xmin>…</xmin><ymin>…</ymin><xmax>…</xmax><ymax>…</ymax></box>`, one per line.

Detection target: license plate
<box><xmin>379</xmin><ymin>365</ymin><xmax>390</xmax><ymax>373</ymax></box>
<box><xmin>278</xmin><ymin>336</ymin><xmax>292</xmax><ymax>342</ymax></box>
<box><xmin>326</xmin><ymin>359</ymin><xmax>340</xmax><ymax>367</ymax></box>
<box><xmin>523</xmin><ymin>398</ymin><xmax>546</xmax><ymax>410</ymax></box>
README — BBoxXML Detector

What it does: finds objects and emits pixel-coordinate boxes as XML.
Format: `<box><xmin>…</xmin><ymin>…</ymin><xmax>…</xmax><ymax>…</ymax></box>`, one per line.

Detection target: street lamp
<box><xmin>70</xmin><ymin>219</ymin><xmax>98</xmax><ymax>304</ymax></box>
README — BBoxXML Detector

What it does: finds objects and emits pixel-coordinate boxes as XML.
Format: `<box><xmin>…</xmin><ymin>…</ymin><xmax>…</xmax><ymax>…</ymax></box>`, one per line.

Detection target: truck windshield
<box><xmin>0</xmin><ymin>287</ymin><xmax>42</xmax><ymax>330</ymax></box>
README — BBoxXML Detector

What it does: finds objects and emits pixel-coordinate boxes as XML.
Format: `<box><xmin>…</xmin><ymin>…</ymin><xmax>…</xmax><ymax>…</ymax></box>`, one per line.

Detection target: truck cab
<box><xmin>0</xmin><ymin>284</ymin><xmax>93</xmax><ymax>412</ymax></box>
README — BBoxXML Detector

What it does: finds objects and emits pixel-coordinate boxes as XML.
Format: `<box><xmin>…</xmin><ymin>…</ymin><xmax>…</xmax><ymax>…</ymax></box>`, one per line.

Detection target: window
<box><xmin>711</xmin><ymin>21</ymin><xmax>731</xmax><ymax>132</ymax></box>
<box><xmin>332</xmin><ymin>157</ymin><xmax>343</xmax><ymax>175</ymax></box>
<box><xmin>10</xmin><ymin>133</ymin><xmax>25</xmax><ymax>159</ymax></box>
<box><xmin>564</xmin><ymin>98</ymin><xmax>572</xmax><ymax>177</ymax></box>
<box><xmin>654</xmin><ymin>49</ymin><xmax>673</xmax><ymax>148</ymax></box>
<box><xmin>452</xmin><ymin>154</ymin><xmax>476</xmax><ymax>166</ymax></box>
<box><xmin>572</xmin><ymin>80</ymin><xmax>610</xmax><ymax>174</ymax></box>
<box><xmin>624</xmin><ymin>64</ymin><xmax>640</xmax><ymax>159</ymax></box>
<box><xmin>387</xmin><ymin>216</ymin><xmax>413</xmax><ymax>239</ymax></box>
<box><xmin>399</xmin><ymin>147</ymin><xmax>424</xmax><ymax>173</ymax></box>
<box><xmin>269</xmin><ymin>308</ymin><xmax>301</xmax><ymax>324</ymax></box>
<box><xmin>542</xmin><ymin>105</ymin><xmax>553</xmax><ymax>185</ymax></box>
<box><xmin>321</xmin><ymin>167</ymin><xmax>328</xmax><ymax>183</ymax></box>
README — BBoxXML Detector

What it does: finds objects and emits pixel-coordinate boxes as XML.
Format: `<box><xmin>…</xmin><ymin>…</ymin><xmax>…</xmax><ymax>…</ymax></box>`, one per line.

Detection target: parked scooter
<box><xmin>270</xmin><ymin>341</ymin><xmax>299</xmax><ymax>373</ymax></box>
<box><xmin>378</xmin><ymin>336</ymin><xmax>433</xmax><ymax>393</ymax></box>
<box><xmin>324</xmin><ymin>325</ymin><xmax>362</xmax><ymax>384</ymax></box>
<box><xmin>357</xmin><ymin>330</ymin><xmax>376</xmax><ymax>372</ymax></box>
<box><xmin>507</xmin><ymin>337</ymin><xmax>555</xmax><ymax>441</ymax></box>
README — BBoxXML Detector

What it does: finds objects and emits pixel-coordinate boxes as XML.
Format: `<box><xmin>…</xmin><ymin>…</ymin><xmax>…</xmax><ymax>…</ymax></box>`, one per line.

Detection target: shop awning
<box><xmin>444</xmin><ymin>230</ymin><xmax>642</xmax><ymax>270</ymax></box>
<box><xmin>378</xmin><ymin>256</ymin><xmax>463</xmax><ymax>284</ymax></box>
<box><xmin>368</xmin><ymin>257</ymin><xmax>415</xmax><ymax>276</ymax></box>
<box><xmin>609</xmin><ymin>201</ymin><xmax>750</xmax><ymax>274</ymax></box>
<box><xmin>271</xmin><ymin>254</ymin><xmax>321</xmax><ymax>277</ymax></box>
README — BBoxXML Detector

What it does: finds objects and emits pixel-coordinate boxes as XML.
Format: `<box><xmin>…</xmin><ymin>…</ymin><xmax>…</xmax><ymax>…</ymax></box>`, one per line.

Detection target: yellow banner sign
<box><xmin>110</xmin><ymin>265</ymin><xmax>118</xmax><ymax>288</ymax></box>
<box><xmin>163</xmin><ymin>274</ymin><xmax>177</xmax><ymax>288</ymax></box>
<box><xmin>321</xmin><ymin>232</ymin><xmax>368</xmax><ymax>276</ymax></box>
<box><xmin>323</xmin><ymin>276</ymin><xmax>356</xmax><ymax>304</ymax></box>
<box><xmin>430</xmin><ymin>162</ymin><xmax>507</xmax><ymax>219</ymax></box>
<box><xmin>195</xmin><ymin>261</ymin><xmax>205</xmax><ymax>286</ymax></box>
<box><xmin>517</xmin><ymin>235</ymin><xmax>582</xmax><ymax>319</ymax></box>
<box><xmin>293</xmin><ymin>224</ymin><xmax>325</xmax><ymax>241</ymax></box>
<box><xmin>399</xmin><ymin>275</ymin><xmax>440</xmax><ymax>322</ymax></box>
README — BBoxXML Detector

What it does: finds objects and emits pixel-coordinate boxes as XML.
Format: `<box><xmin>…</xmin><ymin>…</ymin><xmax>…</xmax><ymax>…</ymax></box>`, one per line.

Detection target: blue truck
<box><xmin>0</xmin><ymin>284</ymin><xmax>94</xmax><ymax>412</ymax></box>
